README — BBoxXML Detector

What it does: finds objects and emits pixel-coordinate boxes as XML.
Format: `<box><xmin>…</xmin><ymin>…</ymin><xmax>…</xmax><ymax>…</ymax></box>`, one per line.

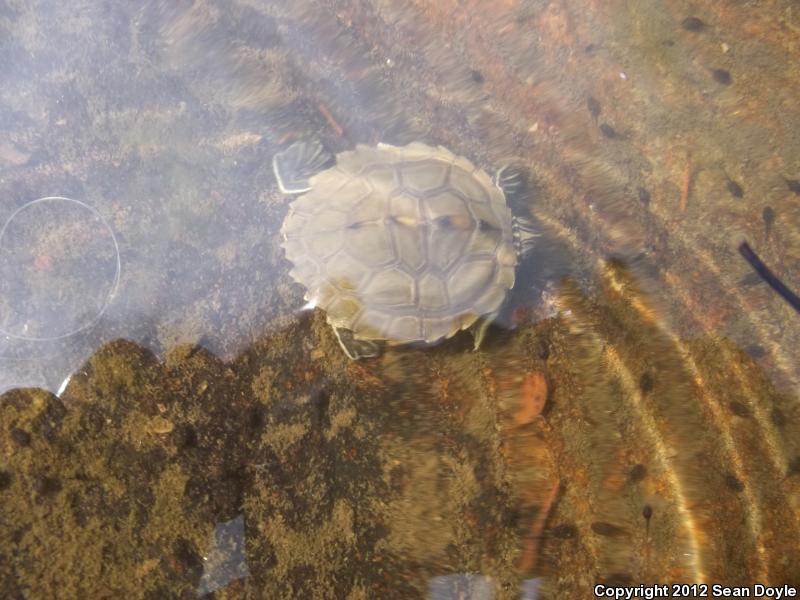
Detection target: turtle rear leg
<box><xmin>471</xmin><ymin>312</ymin><xmax>498</xmax><ymax>351</ymax></box>
<box><xmin>334</xmin><ymin>327</ymin><xmax>381</xmax><ymax>360</ymax></box>
<box><xmin>272</xmin><ymin>140</ymin><xmax>335</xmax><ymax>194</ymax></box>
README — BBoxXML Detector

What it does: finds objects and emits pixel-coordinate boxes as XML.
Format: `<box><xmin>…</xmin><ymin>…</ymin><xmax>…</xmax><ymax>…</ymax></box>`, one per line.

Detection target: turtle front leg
<box><xmin>272</xmin><ymin>140</ymin><xmax>335</xmax><ymax>194</ymax></box>
<box><xmin>493</xmin><ymin>165</ymin><xmax>526</xmax><ymax>199</ymax></box>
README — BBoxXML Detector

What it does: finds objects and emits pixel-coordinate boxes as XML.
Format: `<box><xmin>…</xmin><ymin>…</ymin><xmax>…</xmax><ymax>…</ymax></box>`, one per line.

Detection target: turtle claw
<box><xmin>273</xmin><ymin>141</ymin><xmax>335</xmax><ymax>194</ymax></box>
<box><xmin>334</xmin><ymin>327</ymin><xmax>381</xmax><ymax>360</ymax></box>
<box><xmin>512</xmin><ymin>215</ymin><xmax>540</xmax><ymax>257</ymax></box>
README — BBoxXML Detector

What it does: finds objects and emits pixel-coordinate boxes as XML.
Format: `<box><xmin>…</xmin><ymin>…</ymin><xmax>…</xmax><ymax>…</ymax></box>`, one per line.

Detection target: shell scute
<box><xmin>448</xmin><ymin>165</ymin><xmax>492</xmax><ymax>203</ymax></box>
<box><xmin>326</xmin><ymin>294</ymin><xmax>363</xmax><ymax>327</ymax></box>
<box><xmin>323</xmin><ymin>175</ymin><xmax>372</xmax><ymax>212</ymax></box>
<box><xmin>351</xmin><ymin>192</ymin><xmax>388</xmax><ymax>225</ymax></box>
<box><xmin>418</xmin><ymin>272</ymin><xmax>448</xmax><ymax>311</ymax></box>
<box><xmin>386</xmin><ymin>314</ymin><xmax>422</xmax><ymax>342</ymax></box>
<box><xmin>392</xmin><ymin>221</ymin><xmax>426</xmax><ymax>272</ymax></box>
<box><xmin>399</xmin><ymin>160</ymin><xmax>450</xmax><ymax>195</ymax></box>
<box><xmin>448</xmin><ymin>258</ymin><xmax>496</xmax><ymax>305</ymax></box>
<box><xmin>362</xmin><ymin>268</ymin><xmax>415</xmax><ymax>306</ymax></box>
<box><xmin>422</xmin><ymin>190</ymin><xmax>469</xmax><ymax>220</ymax></box>
<box><xmin>305</xmin><ymin>231</ymin><xmax>344</xmax><ymax>261</ymax></box>
<box><xmin>363</xmin><ymin>165</ymin><xmax>399</xmax><ymax>194</ymax></box>
<box><xmin>324</xmin><ymin>251</ymin><xmax>373</xmax><ymax>292</ymax></box>
<box><xmin>343</xmin><ymin>223</ymin><xmax>395</xmax><ymax>267</ymax></box>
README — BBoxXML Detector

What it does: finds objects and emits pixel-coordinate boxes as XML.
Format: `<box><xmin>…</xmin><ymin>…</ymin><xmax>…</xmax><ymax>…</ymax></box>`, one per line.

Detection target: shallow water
<box><xmin>1</xmin><ymin>1</ymin><xmax>799</xmax><ymax>598</ymax></box>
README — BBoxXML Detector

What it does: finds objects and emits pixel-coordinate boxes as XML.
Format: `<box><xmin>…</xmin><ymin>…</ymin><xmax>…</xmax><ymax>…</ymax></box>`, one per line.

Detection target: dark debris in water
<box><xmin>738</xmin><ymin>271</ymin><xmax>765</xmax><ymax>287</ymax></box>
<box><xmin>762</xmin><ymin>206</ymin><xmax>776</xmax><ymax>232</ymax></box>
<box><xmin>681</xmin><ymin>17</ymin><xmax>706</xmax><ymax>32</ymax></box>
<box><xmin>724</xmin><ymin>474</ymin><xmax>745</xmax><ymax>493</ymax></box>
<box><xmin>785</xmin><ymin>178</ymin><xmax>800</xmax><ymax>195</ymax></box>
<box><xmin>591</xmin><ymin>522</ymin><xmax>625</xmax><ymax>537</ymax></box>
<box><xmin>550</xmin><ymin>523</ymin><xmax>578</xmax><ymax>540</ymax></box>
<box><xmin>642</xmin><ymin>505</ymin><xmax>653</xmax><ymax>521</ymax></box>
<box><xmin>728</xmin><ymin>400</ymin><xmax>750</xmax><ymax>417</ymax></box>
<box><xmin>771</xmin><ymin>407</ymin><xmax>787</xmax><ymax>427</ymax></box>
<box><xmin>726</xmin><ymin>178</ymin><xmax>743</xmax><ymax>198</ymax></box>
<box><xmin>744</xmin><ymin>344</ymin><xmax>766</xmax><ymax>359</ymax></box>
<box><xmin>629</xmin><ymin>464</ymin><xmax>647</xmax><ymax>482</ymax></box>
<box><xmin>599</xmin><ymin>123</ymin><xmax>618</xmax><ymax>139</ymax></box>
<box><xmin>787</xmin><ymin>456</ymin><xmax>800</xmax><ymax>478</ymax></box>
<box><xmin>586</xmin><ymin>95</ymin><xmax>601</xmax><ymax>119</ymax></box>
<box><xmin>712</xmin><ymin>68</ymin><xmax>732</xmax><ymax>85</ymax></box>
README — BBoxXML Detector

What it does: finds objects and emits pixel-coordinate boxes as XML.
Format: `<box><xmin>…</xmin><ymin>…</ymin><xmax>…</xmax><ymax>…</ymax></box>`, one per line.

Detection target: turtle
<box><xmin>273</xmin><ymin>140</ymin><xmax>537</xmax><ymax>359</ymax></box>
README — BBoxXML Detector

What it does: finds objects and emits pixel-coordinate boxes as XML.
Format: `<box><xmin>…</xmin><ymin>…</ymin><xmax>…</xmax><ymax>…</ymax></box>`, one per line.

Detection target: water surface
<box><xmin>1</xmin><ymin>1</ymin><xmax>799</xmax><ymax>597</ymax></box>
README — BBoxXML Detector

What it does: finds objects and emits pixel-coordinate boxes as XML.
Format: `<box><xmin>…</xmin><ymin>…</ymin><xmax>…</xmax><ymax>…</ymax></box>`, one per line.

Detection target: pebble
<box><xmin>149</xmin><ymin>416</ymin><xmax>175</xmax><ymax>434</ymax></box>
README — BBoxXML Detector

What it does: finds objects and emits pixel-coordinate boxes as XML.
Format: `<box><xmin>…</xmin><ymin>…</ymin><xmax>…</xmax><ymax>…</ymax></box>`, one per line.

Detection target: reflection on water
<box><xmin>0</xmin><ymin>196</ymin><xmax>119</xmax><ymax>342</ymax></box>
<box><xmin>1</xmin><ymin>0</ymin><xmax>799</xmax><ymax>598</ymax></box>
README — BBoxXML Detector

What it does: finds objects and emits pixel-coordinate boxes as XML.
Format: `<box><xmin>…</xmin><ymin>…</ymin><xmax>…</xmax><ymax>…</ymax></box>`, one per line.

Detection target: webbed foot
<box><xmin>273</xmin><ymin>140</ymin><xmax>335</xmax><ymax>194</ymax></box>
<box><xmin>493</xmin><ymin>165</ymin><xmax>527</xmax><ymax>201</ymax></box>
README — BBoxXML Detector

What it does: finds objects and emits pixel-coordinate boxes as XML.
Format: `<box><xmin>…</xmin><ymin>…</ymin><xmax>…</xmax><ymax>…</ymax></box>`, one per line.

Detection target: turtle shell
<box><xmin>280</xmin><ymin>142</ymin><xmax>517</xmax><ymax>345</ymax></box>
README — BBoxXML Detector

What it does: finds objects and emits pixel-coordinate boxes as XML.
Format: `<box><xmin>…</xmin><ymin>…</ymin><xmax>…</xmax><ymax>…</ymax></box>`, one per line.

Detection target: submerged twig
<box><xmin>679</xmin><ymin>153</ymin><xmax>691</xmax><ymax>212</ymax></box>
<box><xmin>317</xmin><ymin>102</ymin><xmax>345</xmax><ymax>137</ymax></box>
